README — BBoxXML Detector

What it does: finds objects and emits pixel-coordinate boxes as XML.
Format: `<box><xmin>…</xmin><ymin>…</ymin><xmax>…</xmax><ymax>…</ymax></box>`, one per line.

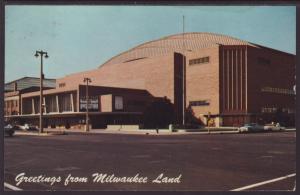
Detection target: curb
<box><xmin>285</xmin><ymin>128</ymin><xmax>296</xmax><ymax>131</ymax></box>
<box><xmin>14</xmin><ymin>128</ymin><xmax>295</xmax><ymax>136</ymax></box>
<box><xmin>14</xmin><ymin>131</ymin><xmax>66</xmax><ymax>136</ymax></box>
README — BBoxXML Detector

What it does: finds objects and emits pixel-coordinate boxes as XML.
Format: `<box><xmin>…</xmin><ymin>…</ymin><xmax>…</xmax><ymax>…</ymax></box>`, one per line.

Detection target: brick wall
<box><xmin>56</xmin><ymin>54</ymin><xmax>176</xmax><ymax>102</ymax></box>
<box><xmin>247</xmin><ymin>46</ymin><xmax>295</xmax><ymax>114</ymax></box>
<box><xmin>185</xmin><ymin>45</ymin><xmax>220</xmax><ymax>123</ymax></box>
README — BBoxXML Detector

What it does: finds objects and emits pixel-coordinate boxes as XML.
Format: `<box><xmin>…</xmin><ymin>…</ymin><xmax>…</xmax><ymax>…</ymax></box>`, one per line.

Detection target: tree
<box><xmin>143</xmin><ymin>97</ymin><xmax>174</xmax><ymax>128</ymax></box>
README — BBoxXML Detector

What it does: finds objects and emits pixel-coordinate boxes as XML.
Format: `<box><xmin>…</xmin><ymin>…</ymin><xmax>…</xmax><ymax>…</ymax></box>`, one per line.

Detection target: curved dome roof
<box><xmin>101</xmin><ymin>32</ymin><xmax>257</xmax><ymax>67</ymax></box>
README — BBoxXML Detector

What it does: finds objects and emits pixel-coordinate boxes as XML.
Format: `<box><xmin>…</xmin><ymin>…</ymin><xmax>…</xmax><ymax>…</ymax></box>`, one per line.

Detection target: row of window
<box><xmin>189</xmin><ymin>56</ymin><xmax>210</xmax><ymax>66</ymax></box>
<box><xmin>282</xmin><ymin>108</ymin><xmax>295</xmax><ymax>113</ymax></box>
<box><xmin>261</xmin><ymin>87</ymin><xmax>295</xmax><ymax>95</ymax></box>
<box><xmin>261</xmin><ymin>107</ymin><xmax>277</xmax><ymax>113</ymax></box>
<box><xmin>261</xmin><ymin>107</ymin><xmax>295</xmax><ymax>114</ymax></box>
<box><xmin>5</xmin><ymin>100</ymin><xmax>18</xmax><ymax>108</ymax></box>
<box><xmin>59</xmin><ymin>83</ymin><xmax>66</xmax><ymax>88</ymax></box>
<box><xmin>189</xmin><ymin>56</ymin><xmax>269</xmax><ymax>66</ymax></box>
<box><xmin>257</xmin><ymin>57</ymin><xmax>271</xmax><ymax>66</ymax></box>
<box><xmin>22</xmin><ymin>93</ymin><xmax>76</xmax><ymax>114</ymax></box>
<box><xmin>189</xmin><ymin>100</ymin><xmax>210</xmax><ymax>106</ymax></box>
<box><xmin>4</xmin><ymin>111</ymin><xmax>19</xmax><ymax>116</ymax></box>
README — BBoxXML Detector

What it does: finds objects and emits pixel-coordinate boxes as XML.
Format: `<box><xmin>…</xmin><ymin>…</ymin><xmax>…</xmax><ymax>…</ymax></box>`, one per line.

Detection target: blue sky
<box><xmin>5</xmin><ymin>6</ymin><xmax>296</xmax><ymax>82</ymax></box>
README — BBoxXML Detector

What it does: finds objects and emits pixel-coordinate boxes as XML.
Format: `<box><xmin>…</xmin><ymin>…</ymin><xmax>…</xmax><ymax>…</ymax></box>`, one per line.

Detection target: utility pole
<box><xmin>34</xmin><ymin>50</ymin><xmax>49</xmax><ymax>134</ymax></box>
<box><xmin>83</xmin><ymin>77</ymin><xmax>92</xmax><ymax>131</ymax></box>
<box><xmin>182</xmin><ymin>15</ymin><xmax>186</xmax><ymax>126</ymax></box>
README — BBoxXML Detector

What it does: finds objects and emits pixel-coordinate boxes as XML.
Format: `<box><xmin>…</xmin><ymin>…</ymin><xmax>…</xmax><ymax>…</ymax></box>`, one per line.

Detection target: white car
<box><xmin>19</xmin><ymin>124</ymin><xmax>38</xmax><ymax>131</ymax></box>
<box><xmin>264</xmin><ymin>123</ymin><xmax>285</xmax><ymax>131</ymax></box>
<box><xmin>238</xmin><ymin>123</ymin><xmax>264</xmax><ymax>133</ymax></box>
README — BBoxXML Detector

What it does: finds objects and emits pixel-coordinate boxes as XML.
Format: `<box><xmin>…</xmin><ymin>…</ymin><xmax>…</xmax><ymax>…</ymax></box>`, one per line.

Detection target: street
<box><xmin>4</xmin><ymin>131</ymin><xmax>296</xmax><ymax>191</ymax></box>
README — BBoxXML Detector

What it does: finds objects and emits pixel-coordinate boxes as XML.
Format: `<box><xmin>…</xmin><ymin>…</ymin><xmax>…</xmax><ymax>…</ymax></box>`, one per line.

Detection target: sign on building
<box><xmin>80</xmin><ymin>96</ymin><xmax>99</xmax><ymax>111</ymax></box>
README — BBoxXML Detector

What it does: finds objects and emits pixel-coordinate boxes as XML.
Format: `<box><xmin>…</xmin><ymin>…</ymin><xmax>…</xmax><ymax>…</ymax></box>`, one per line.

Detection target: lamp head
<box><xmin>34</xmin><ymin>52</ymin><xmax>39</xmax><ymax>58</ymax></box>
<box><xmin>83</xmin><ymin>78</ymin><xmax>92</xmax><ymax>83</ymax></box>
<box><xmin>45</xmin><ymin>53</ymin><xmax>49</xmax><ymax>58</ymax></box>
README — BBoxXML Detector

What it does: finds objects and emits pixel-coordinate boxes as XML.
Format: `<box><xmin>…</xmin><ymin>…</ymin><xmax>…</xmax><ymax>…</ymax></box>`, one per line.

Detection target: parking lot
<box><xmin>4</xmin><ymin>131</ymin><xmax>296</xmax><ymax>191</ymax></box>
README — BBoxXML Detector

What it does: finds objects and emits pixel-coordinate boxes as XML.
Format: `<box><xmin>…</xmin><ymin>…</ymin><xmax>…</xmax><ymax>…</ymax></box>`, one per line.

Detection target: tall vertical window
<box><xmin>115</xmin><ymin>96</ymin><xmax>124</xmax><ymax>110</ymax></box>
<box><xmin>47</xmin><ymin>96</ymin><xmax>58</xmax><ymax>113</ymax></box>
<box><xmin>59</xmin><ymin>93</ymin><xmax>72</xmax><ymax>112</ymax></box>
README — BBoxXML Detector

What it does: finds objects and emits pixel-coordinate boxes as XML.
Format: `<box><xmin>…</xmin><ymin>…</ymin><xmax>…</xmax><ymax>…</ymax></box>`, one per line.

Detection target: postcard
<box><xmin>3</xmin><ymin>4</ymin><xmax>296</xmax><ymax>192</ymax></box>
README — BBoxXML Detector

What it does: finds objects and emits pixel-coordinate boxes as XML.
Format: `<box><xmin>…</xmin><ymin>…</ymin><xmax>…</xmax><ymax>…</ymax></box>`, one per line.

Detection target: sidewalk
<box><xmin>14</xmin><ymin>127</ymin><xmax>295</xmax><ymax>136</ymax></box>
<box><xmin>285</xmin><ymin>128</ymin><xmax>296</xmax><ymax>131</ymax></box>
<box><xmin>14</xmin><ymin>127</ymin><xmax>239</xmax><ymax>136</ymax></box>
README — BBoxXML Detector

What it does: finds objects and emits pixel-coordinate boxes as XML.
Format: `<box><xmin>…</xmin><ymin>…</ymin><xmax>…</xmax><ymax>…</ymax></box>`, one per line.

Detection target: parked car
<box><xmin>264</xmin><ymin>123</ymin><xmax>285</xmax><ymax>131</ymax></box>
<box><xmin>19</xmin><ymin>124</ymin><xmax>38</xmax><ymax>131</ymax></box>
<box><xmin>4</xmin><ymin>123</ymin><xmax>16</xmax><ymax>137</ymax></box>
<box><xmin>238</xmin><ymin>123</ymin><xmax>264</xmax><ymax>133</ymax></box>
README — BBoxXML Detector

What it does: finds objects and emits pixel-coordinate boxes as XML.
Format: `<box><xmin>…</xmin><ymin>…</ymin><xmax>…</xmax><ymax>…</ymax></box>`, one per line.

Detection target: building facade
<box><xmin>4</xmin><ymin>77</ymin><xmax>56</xmax><ymax>117</ymax></box>
<box><xmin>18</xmin><ymin>85</ymin><xmax>154</xmax><ymax>129</ymax></box>
<box><xmin>5</xmin><ymin>33</ymin><xmax>296</xmax><ymax>128</ymax></box>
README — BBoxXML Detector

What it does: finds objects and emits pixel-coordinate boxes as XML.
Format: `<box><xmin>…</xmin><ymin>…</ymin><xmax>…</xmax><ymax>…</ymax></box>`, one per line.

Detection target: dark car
<box><xmin>4</xmin><ymin>122</ymin><xmax>16</xmax><ymax>137</ymax></box>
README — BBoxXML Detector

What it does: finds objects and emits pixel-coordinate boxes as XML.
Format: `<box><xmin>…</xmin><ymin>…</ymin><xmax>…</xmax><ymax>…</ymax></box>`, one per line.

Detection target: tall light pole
<box><xmin>35</xmin><ymin>50</ymin><xmax>48</xmax><ymax>134</ymax></box>
<box><xmin>83</xmin><ymin>77</ymin><xmax>92</xmax><ymax>131</ymax></box>
<box><xmin>182</xmin><ymin>15</ymin><xmax>186</xmax><ymax>126</ymax></box>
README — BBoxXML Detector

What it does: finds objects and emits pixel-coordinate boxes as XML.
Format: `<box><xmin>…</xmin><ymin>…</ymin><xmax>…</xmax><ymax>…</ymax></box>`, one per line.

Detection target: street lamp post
<box><xmin>34</xmin><ymin>50</ymin><xmax>49</xmax><ymax>134</ymax></box>
<box><xmin>182</xmin><ymin>15</ymin><xmax>186</xmax><ymax>126</ymax></box>
<box><xmin>83</xmin><ymin>78</ymin><xmax>92</xmax><ymax>131</ymax></box>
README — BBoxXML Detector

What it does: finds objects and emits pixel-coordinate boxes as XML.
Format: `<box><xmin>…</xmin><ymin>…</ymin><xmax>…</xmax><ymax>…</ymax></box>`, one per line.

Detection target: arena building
<box><xmin>5</xmin><ymin>32</ymin><xmax>296</xmax><ymax>129</ymax></box>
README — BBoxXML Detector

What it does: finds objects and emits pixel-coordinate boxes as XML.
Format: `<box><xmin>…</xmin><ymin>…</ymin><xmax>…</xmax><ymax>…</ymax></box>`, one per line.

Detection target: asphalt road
<box><xmin>4</xmin><ymin>131</ymin><xmax>296</xmax><ymax>191</ymax></box>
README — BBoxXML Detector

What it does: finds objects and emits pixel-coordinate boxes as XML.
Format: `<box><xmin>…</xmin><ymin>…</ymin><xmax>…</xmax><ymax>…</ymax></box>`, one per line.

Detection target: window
<box><xmin>261</xmin><ymin>87</ymin><xmax>295</xmax><ymax>95</ymax></box>
<box><xmin>189</xmin><ymin>56</ymin><xmax>210</xmax><ymax>65</ymax></box>
<box><xmin>261</xmin><ymin>107</ymin><xmax>277</xmax><ymax>113</ymax></box>
<box><xmin>59</xmin><ymin>83</ymin><xmax>66</xmax><ymax>88</ymax></box>
<box><xmin>123</xmin><ymin>57</ymin><xmax>147</xmax><ymax>63</ymax></box>
<box><xmin>59</xmin><ymin>94</ymin><xmax>72</xmax><ymax>112</ymax></box>
<box><xmin>257</xmin><ymin>57</ymin><xmax>271</xmax><ymax>66</ymax></box>
<box><xmin>115</xmin><ymin>96</ymin><xmax>124</xmax><ymax>110</ymax></box>
<box><xmin>190</xmin><ymin>100</ymin><xmax>210</xmax><ymax>106</ymax></box>
<box><xmin>47</xmin><ymin>96</ymin><xmax>58</xmax><ymax>113</ymax></box>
